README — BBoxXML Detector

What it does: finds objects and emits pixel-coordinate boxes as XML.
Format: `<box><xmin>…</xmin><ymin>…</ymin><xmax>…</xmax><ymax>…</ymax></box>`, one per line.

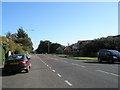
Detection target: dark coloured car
<box><xmin>4</xmin><ymin>54</ymin><xmax>31</xmax><ymax>73</ymax></box>
<box><xmin>97</xmin><ymin>49</ymin><xmax>120</xmax><ymax>63</ymax></box>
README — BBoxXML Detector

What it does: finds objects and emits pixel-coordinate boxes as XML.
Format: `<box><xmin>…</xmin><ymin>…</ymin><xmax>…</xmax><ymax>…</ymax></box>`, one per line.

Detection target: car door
<box><xmin>105</xmin><ymin>51</ymin><xmax>111</xmax><ymax>60</ymax></box>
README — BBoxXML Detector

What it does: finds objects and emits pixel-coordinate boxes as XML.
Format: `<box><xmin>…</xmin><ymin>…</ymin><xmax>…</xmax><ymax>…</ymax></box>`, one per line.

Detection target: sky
<box><xmin>2</xmin><ymin>2</ymin><xmax>118</xmax><ymax>50</ymax></box>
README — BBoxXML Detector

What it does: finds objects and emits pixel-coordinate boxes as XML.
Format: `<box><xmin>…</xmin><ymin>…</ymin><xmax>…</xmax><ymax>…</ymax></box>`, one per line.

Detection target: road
<box><xmin>2</xmin><ymin>54</ymin><xmax>119</xmax><ymax>88</ymax></box>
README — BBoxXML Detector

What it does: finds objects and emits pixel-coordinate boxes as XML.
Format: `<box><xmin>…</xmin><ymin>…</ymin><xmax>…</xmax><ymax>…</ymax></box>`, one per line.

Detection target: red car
<box><xmin>4</xmin><ymin>54</ymin><xmax>31</xmax><ymax>73</ymax></box>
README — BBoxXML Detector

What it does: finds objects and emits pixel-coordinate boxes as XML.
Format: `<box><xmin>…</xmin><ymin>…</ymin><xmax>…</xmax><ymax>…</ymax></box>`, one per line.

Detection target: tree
<box><xmin>16</xmin><ymin>28</ymin><xmax>33</xmax><ymax>51</ymax></box>
<box><xmin>3</xmin><ymin>27</ymin><xmax>33</xmax><ymax>57</ymax></box>
<box><xmin>14</xmin><ymin>44</ymin><xmax>25</xmax><ymax>54</ymax></box>
<box><xmin>9</xmin><ymin>39</ymin><xmax>16</xmax><ymax>53</ymax></box>
<box><xmin>77</xmin><ymin>35</ymin><xmax>120</xmax><ymax>57</ymax></box>
<box><xmin>17</xmin><ymin>28</ymin><xmax>28</xmax><ymax>38</ymax></box>
<box><xmin>6</xmin><ymin>32</ymin><xmax>17</xmax><ymax>42</ymax></box>
<box><xmin>36</xmin><ymin>40</ymin><xmax>64</xmax><ymax>54</ymax></box>
<box><xmin>16</xmin><ymin>38</ymin><xmax>33</xmax><ymax>50</ymax></box>
<box><xmin>2</xmin><ymin>36</ymin><xmax>10</xmax><ymax>54</ymax></box>
<box><xmin>1</xmin><ymin>36</ymin><xmax>25</xmax><ymax>58</ymax></box>
<box><xmin>6</xmin><ymin>32</ymin><xmax>12</xmax><ymax>39</ymax></box>
<box><xmin>49</xmin><ymin>43</ymin><xmax>61</xmax><ymax>53</ymax></box>
<box><xmin>36</xmin><ymin>40</ymin><xmax>51</xmax><ymax>54</ymax></box>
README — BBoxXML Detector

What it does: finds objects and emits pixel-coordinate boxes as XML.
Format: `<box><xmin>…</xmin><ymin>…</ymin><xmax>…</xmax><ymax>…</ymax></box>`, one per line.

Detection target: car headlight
<box><xmin>113</xmin><ymin>56</ymin><xmax>118</xmax><ymax>59</ymax></box>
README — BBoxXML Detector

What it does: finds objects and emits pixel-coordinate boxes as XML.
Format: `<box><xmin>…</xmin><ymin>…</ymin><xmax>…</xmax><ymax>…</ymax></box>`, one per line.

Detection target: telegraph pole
<box><xmin>48</xmin><ymin>42</ymin><xmax>50</xmax><ymax>54</ymax></box>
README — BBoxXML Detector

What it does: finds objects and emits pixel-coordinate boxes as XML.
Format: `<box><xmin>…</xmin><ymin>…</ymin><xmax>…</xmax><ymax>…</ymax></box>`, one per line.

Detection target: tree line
<box><xmin>76</xmin><ymin>35</ymin><xmax>120</xmax><ymax>57</ymax></box>
<box><xmin>36</xmin><ymin>40</ymin><xmax>65</xmax><ymax>54</ymax></box>
<box><xmin>36</xmin><ymin>35</ymin><xmax>120</xmax><ymax>57</ymax></box>
<box><xmin>1</xmin><ymin>28</ymin><xmax>33</xmax><ymax>60</ymax></box>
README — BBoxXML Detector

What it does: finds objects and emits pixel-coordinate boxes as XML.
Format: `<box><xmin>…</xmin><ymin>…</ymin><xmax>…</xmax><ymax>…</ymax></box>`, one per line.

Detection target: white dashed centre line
<box><xmin>57</xmin><ymin>74</ymin><xmax>62</xmax><ymax>77</ymax></box>
<box><xmin>40</xmin><ymin>57</ymin><xmax>73</xmax><ymax>87</ymax></box>
<box><xmin>47</xmin><ymin>65</ymin><xmax>49</xmax><ymax>67</ymax></box>
<box><xmin>65</xmin><ymin>80</ymin><xmax>72</xmax><ymax>86</ymax></box>
<box><xmin>52</xmin><ymin>70</ymin><xmax>56</xmax><ymax>72</ymax></box>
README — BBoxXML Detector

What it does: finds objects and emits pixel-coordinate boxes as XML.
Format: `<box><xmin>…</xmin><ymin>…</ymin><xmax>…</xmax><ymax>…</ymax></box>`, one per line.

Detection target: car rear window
<box><xmin>7</xmin><ymin>55</ymin><xmax>24</xmax><ymax>60</ymax></box>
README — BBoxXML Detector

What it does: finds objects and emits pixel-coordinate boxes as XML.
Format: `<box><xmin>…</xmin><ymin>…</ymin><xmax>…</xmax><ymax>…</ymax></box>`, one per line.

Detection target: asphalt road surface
<box><xmin>2</xmin><ymin>54</ymin><xmax>119</xmax><ymax>88</ymax></box>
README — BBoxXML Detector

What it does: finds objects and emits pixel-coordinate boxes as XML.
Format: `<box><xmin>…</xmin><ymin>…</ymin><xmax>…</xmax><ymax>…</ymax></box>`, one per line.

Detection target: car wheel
<box><xmin>98</xmin><ymin>58</ymin><xmax>102</xmax><ymax>63</ymax></box>
<box><xmin>25</xmin><ymin>69</ymin><xmax>29</xmax><ymax>73</ymax></box>
<box><xmin>25</xmin><ymin>67</ymin><xmax>29</xmax><ymax>73</ymax></box>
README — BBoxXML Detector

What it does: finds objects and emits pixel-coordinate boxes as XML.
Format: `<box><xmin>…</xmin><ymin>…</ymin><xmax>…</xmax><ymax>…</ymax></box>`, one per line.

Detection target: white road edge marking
<box><xmin>65</xmin><ymin>80</ymin><xmax>72</xmax><ymax>86</ymax></box>
<box><xmin>57</xmin><ymin>74</ymin><xmax>62</xmax><ymax>77</ymax></box>
<box><xmin>96</xmin><ymin>70</ymin><xmax>119</xmax><ymax>77</ymax></box>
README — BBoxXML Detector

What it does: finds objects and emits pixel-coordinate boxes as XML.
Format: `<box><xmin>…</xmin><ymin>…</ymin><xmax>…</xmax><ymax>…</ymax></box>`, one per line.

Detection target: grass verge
<box><xmin>57</xmin><ymin>55</ymin><xmax>97</xmax><ymax>60</ymax></box>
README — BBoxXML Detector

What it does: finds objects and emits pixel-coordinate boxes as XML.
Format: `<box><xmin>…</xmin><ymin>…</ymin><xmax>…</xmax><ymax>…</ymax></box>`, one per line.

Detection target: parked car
<box><xmin>4</xmin><ymin>54</ymin><xmax>31</xmax><ymax>73</ymax></box>
<box><xmin>97</xmin><ymin>49</ymin><xmax>120</xmax><ymax>63</ymax></box>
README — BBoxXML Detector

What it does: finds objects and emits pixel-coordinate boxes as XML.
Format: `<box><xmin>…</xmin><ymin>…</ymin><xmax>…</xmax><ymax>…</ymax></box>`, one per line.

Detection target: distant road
<box><xmin>2</xmin><ymin>54</ymin><xmax>119</xmax><ymax>88</ymax></box>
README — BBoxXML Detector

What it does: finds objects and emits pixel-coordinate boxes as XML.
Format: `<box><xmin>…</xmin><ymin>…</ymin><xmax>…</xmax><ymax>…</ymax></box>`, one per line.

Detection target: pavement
<box><xmin>2</xmin><ymin>54</ymin><xmax>119</xmax><ymax>88</ymax></box>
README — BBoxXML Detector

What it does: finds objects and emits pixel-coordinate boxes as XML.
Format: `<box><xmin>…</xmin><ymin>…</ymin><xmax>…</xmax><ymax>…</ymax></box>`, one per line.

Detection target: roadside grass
<box><xmin>57</xmin><ymin>55</ymin><xmax>98</xmax><ymax>60</ymax></box>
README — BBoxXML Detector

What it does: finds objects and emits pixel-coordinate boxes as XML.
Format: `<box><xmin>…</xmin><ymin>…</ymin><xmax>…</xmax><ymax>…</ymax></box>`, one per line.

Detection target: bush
<box><xmin>14</xmin><ymin>44</ymin><xmax>26</xmax><ymax>54</ymax></box>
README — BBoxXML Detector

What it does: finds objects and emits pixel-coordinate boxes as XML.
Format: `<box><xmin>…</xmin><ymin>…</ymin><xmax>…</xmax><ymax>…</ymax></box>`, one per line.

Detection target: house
<box><xmin>71</xmin><ymin>43</ymin><xmax>79</xmax><ymax>52</ymax></box>
<box><xmin>64</xmin><ymin>46</ymin><xmax>72</xmax><ymax>54</ymax></box>
<box><xmin>56</xmin><ymin>46</ymin><xmax>65</xmax><ymax>54</ymax></box>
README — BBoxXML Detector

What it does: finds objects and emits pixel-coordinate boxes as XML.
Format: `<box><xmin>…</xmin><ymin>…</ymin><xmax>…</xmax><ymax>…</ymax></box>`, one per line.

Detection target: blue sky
<box><xmin>2</xmin><ymin>2</ymin><xmax>118</xmax><ymax>50</ymax></box>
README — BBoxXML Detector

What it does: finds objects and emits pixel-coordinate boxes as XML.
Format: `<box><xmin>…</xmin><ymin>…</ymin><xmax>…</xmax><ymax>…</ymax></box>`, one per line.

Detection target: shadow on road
<box><xmin>1</xmin><ymin>68</ymin><xmax>27</xmax><ymax>77</ymax></box>
<box><xmin>1</xmin><ymin>68</ymin><xmax>18</xmax><ymax>77</ymax></box>
<box><xmin>1</xmin><ymin>68</ymin><xmax>30</xmax><ymax>77</ymax></box>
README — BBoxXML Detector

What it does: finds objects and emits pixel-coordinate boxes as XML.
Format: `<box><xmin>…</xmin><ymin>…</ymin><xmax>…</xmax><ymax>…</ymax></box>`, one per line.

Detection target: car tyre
<box><xmin>98</xmin><ymin>58</ymin><xmax>102</xmax><ymax>63</ymax></box>
<box><xmin>25</xmin><ymin>69</ymin><xmax>29</xmax><ymax>73</ymax></box>
<box><xmin>25</xmin><ymin>66</ymin><xmax>29</xmax><ymax>73</ymax></box>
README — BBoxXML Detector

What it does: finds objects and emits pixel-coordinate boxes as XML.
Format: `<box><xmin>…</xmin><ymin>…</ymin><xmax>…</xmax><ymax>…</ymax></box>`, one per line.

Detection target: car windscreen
<box><xmin>7</xmin><ymin>55</ymin><xmax>24</xmax><ymax>60</ymax></box>
<box><xmin>109</xmin><ymin>50</ymin><xmax>120</xmax><ymax>55</ymax></box>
